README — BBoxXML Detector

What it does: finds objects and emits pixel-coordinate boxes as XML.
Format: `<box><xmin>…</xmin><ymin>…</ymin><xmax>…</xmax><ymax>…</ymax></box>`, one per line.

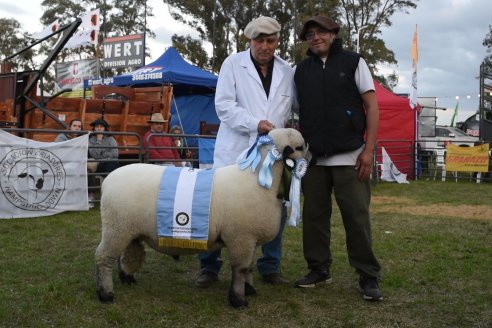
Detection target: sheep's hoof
<box><xmin>245</xmin><ymin>282</ymin><xmax>257</xmax><ymax>296</ymax></box>
<box><xmin>97</xmin><ymin>290</ymin><xmax>114</xmax><ymax>304</ymax></box>
<box><xmin>228</xmin><ymin>289</ymin><xmax>248</xmax><ymax>308</ymax></box>
<box><xmin>119</xmin><ymin>271</ymin><xmax>137</xmax><ymax>285</ymax></box>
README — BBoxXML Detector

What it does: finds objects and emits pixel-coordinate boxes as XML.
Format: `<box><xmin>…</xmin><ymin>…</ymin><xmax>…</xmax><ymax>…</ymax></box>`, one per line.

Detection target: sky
<box><xmin>0</xmin><ymin>0</ymin><xmax>490</xmax><ymax>126</ymax></box>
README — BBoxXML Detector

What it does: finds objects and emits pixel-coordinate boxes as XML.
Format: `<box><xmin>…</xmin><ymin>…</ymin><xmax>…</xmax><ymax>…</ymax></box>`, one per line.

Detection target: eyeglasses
<box><xmin>304</xmin><ymin>29</ymin><xmax>332</xmax><ymax>41</ymax></box>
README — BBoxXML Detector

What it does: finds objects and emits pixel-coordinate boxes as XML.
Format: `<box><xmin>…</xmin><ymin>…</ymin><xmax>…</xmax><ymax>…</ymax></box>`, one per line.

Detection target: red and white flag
<box><xmin>32</xmin><ymin>20</ymin><xmax>60</xmax><ymax>39</ymax></box>
<box><xmin>64</xmin><ymin>9</ymin><xmax>101</xmax><ymax>49</ymax></box>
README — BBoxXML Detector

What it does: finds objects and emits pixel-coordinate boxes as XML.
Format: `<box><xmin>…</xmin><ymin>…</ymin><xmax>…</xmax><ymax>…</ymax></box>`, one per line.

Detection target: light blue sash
<box><xmin>157</xmin><ymin>167</ymin><xmax>216</xmax><ymax>250</ymax></box>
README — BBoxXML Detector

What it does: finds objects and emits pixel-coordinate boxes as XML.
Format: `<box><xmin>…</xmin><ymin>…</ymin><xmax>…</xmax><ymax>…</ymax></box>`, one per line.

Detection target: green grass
<box><xmin>1</xmin><ymin>181</ymin><xmax>491</xmax><ymax>327</ymax></box>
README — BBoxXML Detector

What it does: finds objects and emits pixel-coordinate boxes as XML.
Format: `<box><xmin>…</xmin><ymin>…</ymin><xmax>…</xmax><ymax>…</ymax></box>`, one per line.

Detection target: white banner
<box><xmin>0</xmin><ymin>130</ymin><xmax>89</xmax><ymax>219</ymax></box>
<box><xmin>55</xmin><ymin>59</ymin><xmax>99</xmax><ymax>92</ymax></box>
<box><xmin>381</xmin><ymin>147</ymin><xmax>409</xmax><ymax>184</ymax></box>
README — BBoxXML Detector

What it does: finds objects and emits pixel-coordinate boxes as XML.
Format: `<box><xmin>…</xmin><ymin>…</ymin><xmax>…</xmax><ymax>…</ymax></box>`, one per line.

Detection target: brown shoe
<box><xmin>195</xmin><ymin>271</ymin><xmax>218</xmax><ymax>288</ymax></box>
<box><xmin>261</xmin><ymin>273</ymin><xmax>289</xmax><ymax>285</ymax></box>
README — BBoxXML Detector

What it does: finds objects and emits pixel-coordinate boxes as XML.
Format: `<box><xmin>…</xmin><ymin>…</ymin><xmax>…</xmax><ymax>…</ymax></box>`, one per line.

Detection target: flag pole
<box><xmin>142</xmin><ymin>0</ymin><xmax>147</xmax><ymax>66</ymax></box>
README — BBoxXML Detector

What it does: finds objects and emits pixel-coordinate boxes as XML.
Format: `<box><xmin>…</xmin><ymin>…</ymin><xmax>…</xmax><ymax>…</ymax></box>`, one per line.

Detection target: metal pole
<box><xmin>211</xmin><ymin>0</ymin><xmax>217</xmax><ymax>70</ymax></box>
<box><xmin>143</xmin><ymin>0</ymin><xmax>147</xmax><ymax>66</ymax></box>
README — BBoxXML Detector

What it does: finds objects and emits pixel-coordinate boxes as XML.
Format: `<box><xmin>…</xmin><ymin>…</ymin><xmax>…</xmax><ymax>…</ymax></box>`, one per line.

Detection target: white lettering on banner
<box><xmin>102</xmin><ymin>34</ymin><xmax>144</xmax><ymax>69</ymax></box>
<box><xmin>103</xmin><ymin>60</ymin><xmax>127</xmax><ymax>68</ymax></box>
<box><xmin>124</xmin><ymin>42</ymin><xmax>131</xmax><ymax>56</ymax></box>
<box><xmin>103</xmin><ymin>40</ymin><xmax>144</xmax><ymax>59</ymax></box>
<box><xmin>103</xmin><ymin>43</ymin><xmax>113</xmax><ymax>57</ymax></box>
<box><xmin>114</xmin><ymin>43</ymin><xmax>121</xmax><ymax>57</ymax></box>
<box><xmin>88</xmin><ymin>78</ymin><xmax>114</xmax><ymax>86</ymax></box>
<box><xmin>127</xmin><ymin>59</ymin><xmax>142</xmax><ymax>66</ymax></box>
<box><xmin>132</xmin><ymin>72</ymin><xmax>163</xmax><ymax>81</ymax></box>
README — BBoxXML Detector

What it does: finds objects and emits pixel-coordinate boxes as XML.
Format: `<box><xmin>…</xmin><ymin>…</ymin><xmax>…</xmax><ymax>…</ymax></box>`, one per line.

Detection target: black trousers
<box><xmin>301</xmin><ymin>165</ymin><xmax>381</xmax><ymax>278</ymax></box>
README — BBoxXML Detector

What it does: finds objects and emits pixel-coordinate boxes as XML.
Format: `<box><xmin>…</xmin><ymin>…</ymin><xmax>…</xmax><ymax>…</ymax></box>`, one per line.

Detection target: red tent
<box><xmin>374</xmin><ymin>81</ymin><xmax>417</xmax><ymax>179</ymax></box>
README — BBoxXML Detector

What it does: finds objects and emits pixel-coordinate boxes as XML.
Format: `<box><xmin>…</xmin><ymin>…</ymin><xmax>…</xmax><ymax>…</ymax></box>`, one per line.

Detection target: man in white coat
<box><xmin>195</xmin><ymin>16</ymin><xmax>295</xmax><ymax>287</ymax></box>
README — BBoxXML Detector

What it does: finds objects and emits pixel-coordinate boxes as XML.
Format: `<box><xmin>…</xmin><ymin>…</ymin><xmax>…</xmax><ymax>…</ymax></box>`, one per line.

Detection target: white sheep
<box><xmin>95</xmin><ymin>128</ymin><xmax>307</xmax><ymax>308</ymax></box>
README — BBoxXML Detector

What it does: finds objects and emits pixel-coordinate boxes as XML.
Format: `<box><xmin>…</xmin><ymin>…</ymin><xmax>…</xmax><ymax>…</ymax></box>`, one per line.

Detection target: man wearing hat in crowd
<box><xmin>143</xmin><ymin>112</ymin><xmax>182</xmax><ymax>166</ymax></box>
<box><xmin>293</xmin><ymin>15</ymin><xmax>382</xmax><ymax>301</ymax></box>
<box><xmin>194</xmin><ymin>16</ymin><xmax>295</xmax><ymax>288</ymax></box>
<box><xmin>88</xmin><ymin>117</ymin><xmax>119</xmax><ymax>207</ymax></box>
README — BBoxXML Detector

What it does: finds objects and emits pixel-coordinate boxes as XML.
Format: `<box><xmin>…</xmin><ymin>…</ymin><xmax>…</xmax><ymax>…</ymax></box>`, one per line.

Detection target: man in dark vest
<box><xmin>294</xmin><ymin>15</ymin><xmax>382</xmax><ymax>301</ymax></box>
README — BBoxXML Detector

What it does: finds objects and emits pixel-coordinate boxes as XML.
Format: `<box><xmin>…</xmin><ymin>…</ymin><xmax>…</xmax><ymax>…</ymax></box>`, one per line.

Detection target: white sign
<box><xmin>0</xmin><ymin>130</ymin><xmax>89</xmax><ymax>219</ymax></box>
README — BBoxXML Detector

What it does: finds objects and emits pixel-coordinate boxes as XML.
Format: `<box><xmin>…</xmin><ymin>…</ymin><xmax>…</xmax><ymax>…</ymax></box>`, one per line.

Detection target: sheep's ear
<box><xmin>282</xmin><ymin>145</ymin><xmax>294</xmax><ymax>158</ymax></box>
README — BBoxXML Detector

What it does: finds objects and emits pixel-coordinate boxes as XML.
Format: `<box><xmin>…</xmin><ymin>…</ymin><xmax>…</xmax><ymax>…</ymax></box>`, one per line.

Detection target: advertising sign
<box><xmin>102</xmin><ymin>34</ymin><xmax>144</xmax><ymax>69</ymax></box>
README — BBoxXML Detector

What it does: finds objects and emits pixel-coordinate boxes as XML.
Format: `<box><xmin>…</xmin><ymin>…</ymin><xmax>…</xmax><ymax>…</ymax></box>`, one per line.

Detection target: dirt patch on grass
<box><xmin>372</xmin><ymin>196</ymin><xmax>492</xmax><ymax>220</ymax></box>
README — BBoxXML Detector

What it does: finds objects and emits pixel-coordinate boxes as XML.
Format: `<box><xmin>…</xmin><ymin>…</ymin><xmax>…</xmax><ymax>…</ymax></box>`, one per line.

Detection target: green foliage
<box><xmin>483</xmin><ymin>24</ymin><xmax>492</xmax><ymax>72</ymax></box>
<box><xmin>172</xmin><ymin>35</ymin><xmax>210</xmax><ymax>70</ymax></box>
<box><xmin>0</xmin><ymin>181</ymin><xmax>491</xmax><ymax>327</ymax></box>
<box><xmin>0</xmin><ymin>18</ymin><xmax>36</xmax><ymax>71</ymax></box>
<box><xmin>162</xmin><ymin>0</ymin><xmax>418</xmax><ymax>89</ymax></box>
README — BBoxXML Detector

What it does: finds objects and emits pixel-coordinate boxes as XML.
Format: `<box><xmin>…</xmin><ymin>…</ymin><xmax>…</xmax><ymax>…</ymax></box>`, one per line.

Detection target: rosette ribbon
<box><xmin>287</xmin><ymin>158</ymin><xmax>308</xmax><ymax>227</ymax></box>
<box><xmin>258</xmin><ymin>146</ymin><xmax>282</xmax><ymax>189</ymax></box>
<box><xmin>238</xmin><ymin>135</ymin><xmax>273</xmax><ymax>172</ymax></box>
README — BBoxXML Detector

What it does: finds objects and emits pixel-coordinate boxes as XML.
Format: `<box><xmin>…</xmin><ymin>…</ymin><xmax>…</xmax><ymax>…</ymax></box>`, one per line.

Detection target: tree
<box><xmin>483</xmin><ymin>24</ymin><xmax>492</xmax><ymax>73</ymax></box>
<box><xmin>0</xmin><ymin>18</ymin><xmax>37</xmax><ymax>71</ymax></box>
<box><xmin>338</xmin><ymin>0</ymin><xmax>418</xmax><ymax>89</ymax></box>
<box><xmin>162</xmin><ymin>0</ymin><xmax>417</xmax><ymax>90</ymax></box>
<box><xmin>40</xmin><ymin>0</ymin><xmax>154</xmax><ymax>62</ymax></box>
<box><xmin>171</xmin><ymin>35</ymin><xmax>209</xmax><ymax>69</ymax></box>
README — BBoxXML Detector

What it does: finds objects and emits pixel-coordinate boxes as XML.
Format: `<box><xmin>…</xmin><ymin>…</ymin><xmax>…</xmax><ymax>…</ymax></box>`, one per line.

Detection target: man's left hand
<box><xmin>355</xmin><ymin>148</ymin><xmax>374</xmax><ymax>181</ymax></box>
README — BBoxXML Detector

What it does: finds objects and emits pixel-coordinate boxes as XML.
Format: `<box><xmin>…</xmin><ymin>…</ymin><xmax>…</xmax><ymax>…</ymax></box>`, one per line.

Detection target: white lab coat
<box><xmin>213</xmin><ymin>50</ymin><xmax>295</xmax><ymax>167</ymax></box>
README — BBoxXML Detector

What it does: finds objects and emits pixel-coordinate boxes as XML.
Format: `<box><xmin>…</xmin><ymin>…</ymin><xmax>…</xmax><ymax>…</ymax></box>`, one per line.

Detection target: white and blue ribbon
<box><xmin>287</xmin><ymin>158</ymin><xmax>308</xmax><ymax>227</ymax></box>
<box><xmin>258</xmin><ymin>146</ymin><xmax>282</xmax><ymax>189</ymax></box>
<box><xmin>238</xmin><ymin>135</ymin><xmax>273</xmax><ymax>172</ymax></box>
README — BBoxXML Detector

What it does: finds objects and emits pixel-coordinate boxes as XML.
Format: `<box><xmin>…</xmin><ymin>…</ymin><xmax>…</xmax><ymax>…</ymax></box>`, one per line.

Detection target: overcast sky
<box><xmin>1</xmin><ymin>0</ymin><xmax>490</xmax><ymax>125</ymax></box>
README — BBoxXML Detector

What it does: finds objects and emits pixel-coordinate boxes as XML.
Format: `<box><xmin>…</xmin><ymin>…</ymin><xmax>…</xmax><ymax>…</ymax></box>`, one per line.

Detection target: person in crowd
<box><xmin>54</xmin><ymin>118</ymin><xmax>83</xmax><ymax>142</ymax></box>
<box><xmin>293</xmin><ymin>15</ymin><xmax>383</xmax><ymax>301</ymax></box>
<box><xmin>195</xmin><ymin>16</ymin><xmax>295</xmax><ymax>288</ymax></box>
<box><xmin>169</xmin><ymin>125</ymin><xmax>195</xmax><ymax>167</ymax></box>
<box><xmin>87</xmin><ymin>117</ymin><xmax>119</xmax><ymax>207</ymax></box>
<box><xmin>142</xmin><ymin>113</ymin><xmax>182</xmax><ymax>166</ymax></box>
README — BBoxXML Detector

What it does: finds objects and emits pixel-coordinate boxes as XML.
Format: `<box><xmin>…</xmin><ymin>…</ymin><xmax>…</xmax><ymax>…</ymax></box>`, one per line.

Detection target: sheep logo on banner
<box><xmin>0</xmin><ymin>148</ymin><xmax>66</xmax><ymax>211</ymax></box>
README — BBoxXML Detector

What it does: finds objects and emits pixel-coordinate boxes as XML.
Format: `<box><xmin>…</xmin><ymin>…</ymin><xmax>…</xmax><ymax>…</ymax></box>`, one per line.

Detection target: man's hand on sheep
<box><xmin>257</xmin><ymin>120</ymin><xmax>275</xmax><ymax>134</ymax></box>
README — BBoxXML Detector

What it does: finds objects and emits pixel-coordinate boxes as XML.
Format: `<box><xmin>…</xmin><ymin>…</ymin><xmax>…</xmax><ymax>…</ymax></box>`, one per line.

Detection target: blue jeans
<box><xmin>198</xmin><ymin>205</ymin><xmax>287</xmax><ymax>275</ymax></box>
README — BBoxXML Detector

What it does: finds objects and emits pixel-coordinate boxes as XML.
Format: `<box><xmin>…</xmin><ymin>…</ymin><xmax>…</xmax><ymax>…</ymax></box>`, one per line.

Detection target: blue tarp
<box><xmin>170</xmin><ymin>94</ymin><xmax>220</xmax><ymax>147</ymax></box>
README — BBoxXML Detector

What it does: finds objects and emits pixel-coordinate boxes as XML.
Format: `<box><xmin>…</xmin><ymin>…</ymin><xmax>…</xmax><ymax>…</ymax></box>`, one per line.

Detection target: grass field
<box><xmin>1</xmin><ymin>181</ymin><xmax>491</xmax><ymax>328</ymax></box>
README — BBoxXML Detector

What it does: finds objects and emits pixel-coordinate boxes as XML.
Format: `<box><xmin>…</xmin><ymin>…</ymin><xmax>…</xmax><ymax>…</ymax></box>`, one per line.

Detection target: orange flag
<box><xmin>409</xmin><ymin>25</ymin><xmax>418</xmax><ymax>109</ymax></box>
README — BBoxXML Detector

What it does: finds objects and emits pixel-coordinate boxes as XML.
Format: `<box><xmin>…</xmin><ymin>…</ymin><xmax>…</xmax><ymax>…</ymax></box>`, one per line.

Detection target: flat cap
<box><xmin>299</xmin><ymin>15</ymin><xmax>340</xmax><ymax>40</ymax></box>
<box><xmin>244</xmin><ymin>16</ymin><xmax>281</xmax><ymax>40</ymax></box>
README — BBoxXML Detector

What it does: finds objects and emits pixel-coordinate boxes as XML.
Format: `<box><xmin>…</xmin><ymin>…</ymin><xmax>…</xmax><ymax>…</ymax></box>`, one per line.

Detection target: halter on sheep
<box><xmin>95</xmin><ymin>128</ymin><xmax>307</xmax><ymax>308</ymax></box>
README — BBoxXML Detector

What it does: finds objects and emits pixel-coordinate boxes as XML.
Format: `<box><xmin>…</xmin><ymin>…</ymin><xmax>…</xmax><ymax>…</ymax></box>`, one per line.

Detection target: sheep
<box><xmin>95</xmin><ymin>128</ymin><xmax>307</xmax><ymax>308</ymax></box>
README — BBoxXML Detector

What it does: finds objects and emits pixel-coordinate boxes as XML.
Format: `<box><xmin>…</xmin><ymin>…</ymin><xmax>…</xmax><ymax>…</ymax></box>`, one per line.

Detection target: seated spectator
<box><xmin>54</xmin><ymin>119</ymin><xmax>82</xmax><ymax>142</ymax></box>
<box><xmin>88</xmin><ymin>118</ymin><xmax>119</xmax><ymax>206</ymax></box>
<box><xmin>143</xmin><ymin>113</ymin><xmax>182</xmax><ymax>166</ymax></box>
<box><xmin>169</xmin><ymin>125</ymin><xmax>195</xmax><ymax>167</ymax></box>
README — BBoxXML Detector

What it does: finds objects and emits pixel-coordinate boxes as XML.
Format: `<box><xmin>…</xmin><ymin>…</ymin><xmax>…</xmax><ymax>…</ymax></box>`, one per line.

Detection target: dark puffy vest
<box><xmin>295</xmin><ymin>39</ymin><xmax>366</xmax><ymax>157</ymax></box>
